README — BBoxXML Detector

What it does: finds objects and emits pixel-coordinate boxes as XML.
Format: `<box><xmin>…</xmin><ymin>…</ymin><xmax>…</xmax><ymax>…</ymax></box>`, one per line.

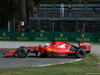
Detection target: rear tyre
<box><xmin>76</xmin><ymin>48</ymin><xmax>86</xmax><ymax>58</ymax></box>
<box><xmin>17</xmin><ymin>47</ymin><xmax>28</xmax><ymax>58</ymax></box>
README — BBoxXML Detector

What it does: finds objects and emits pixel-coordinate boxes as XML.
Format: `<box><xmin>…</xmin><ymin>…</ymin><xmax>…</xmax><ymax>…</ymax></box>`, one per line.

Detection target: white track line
<box><xmin>37</xmin><ymin>59</ymin><xmax>82</xmax><ymax>67</ymax></box>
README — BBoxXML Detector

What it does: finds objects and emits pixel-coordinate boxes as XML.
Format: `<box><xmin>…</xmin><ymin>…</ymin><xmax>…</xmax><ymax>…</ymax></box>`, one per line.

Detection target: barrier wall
<box><xmin>0</xmin><ymin>31</ymin><xmax>100</xmax><ymax>42</ymax></box>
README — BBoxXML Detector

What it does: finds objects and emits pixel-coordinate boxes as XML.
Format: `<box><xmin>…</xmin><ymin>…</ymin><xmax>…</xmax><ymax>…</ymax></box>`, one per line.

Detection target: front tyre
<box><xmin>76</xmin><ymin>48</ymin><xmax>86</xmax><ymax>58</ymax></box>
<box><xmin>17</xmin><ymin>47</ymin><xmax>28</xmax><ymax>58</ymax></box>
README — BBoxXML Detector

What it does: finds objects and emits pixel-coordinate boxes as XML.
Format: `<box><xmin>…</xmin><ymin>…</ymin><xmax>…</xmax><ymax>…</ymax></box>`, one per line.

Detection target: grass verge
<box><xmin>0</xmin><ymin>53</ymin><xmax>100</xmax><ymax>75</ymax></box>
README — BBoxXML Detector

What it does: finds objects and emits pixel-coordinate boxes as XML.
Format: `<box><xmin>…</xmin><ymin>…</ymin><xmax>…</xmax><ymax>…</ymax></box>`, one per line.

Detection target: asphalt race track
<box><xmin>0</xmin><ymin>49</ymin><xmax>79</xmax><ymax>68</ymax></box>
<box><xmin>0</xmin><ymin>41</ymin><xmax>99</xmax><ymax>68</ymax></box>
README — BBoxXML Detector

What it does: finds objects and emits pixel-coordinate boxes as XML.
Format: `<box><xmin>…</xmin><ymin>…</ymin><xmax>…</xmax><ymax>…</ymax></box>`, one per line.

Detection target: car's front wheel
<box><xmin>17</xmin><ymin>47</ymin><xmax>28</xmax><ymax>58</ymax></box>
<box><xmin>76</xmin><ymin>48</ymin><xmax>86</xmax><ymax>58</ymax></box>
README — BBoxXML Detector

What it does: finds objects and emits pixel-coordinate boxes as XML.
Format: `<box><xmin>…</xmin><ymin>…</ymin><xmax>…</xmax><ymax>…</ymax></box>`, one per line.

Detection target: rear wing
<box><xmin>78</xmin><ymin>41</ymin><xmax>90</xmax><ymax>52</ymax></box>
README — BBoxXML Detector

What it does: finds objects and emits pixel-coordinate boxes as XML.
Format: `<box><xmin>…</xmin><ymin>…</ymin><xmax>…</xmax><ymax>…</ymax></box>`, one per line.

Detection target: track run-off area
<box><xmin>0</xmin><ymin>41</ymin><xmax>99</xmax><ymax>68</ymax></box>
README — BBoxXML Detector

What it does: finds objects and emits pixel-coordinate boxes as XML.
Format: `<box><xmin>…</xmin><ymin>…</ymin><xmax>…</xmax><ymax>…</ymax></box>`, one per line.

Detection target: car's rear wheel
<box><xmin>17</xmin><ymin>47</ymin><xmax>28</xmax><ymax>58</ymax></box>
<box><xmin>76</xmin><ymin>48</ymin><xmax>86</xmax><ymax>58</ymax></box>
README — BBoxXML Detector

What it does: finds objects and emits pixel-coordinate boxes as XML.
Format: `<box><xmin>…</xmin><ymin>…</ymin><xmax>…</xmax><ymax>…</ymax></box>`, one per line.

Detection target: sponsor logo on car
<box><xmin>47</xmin><ymin>48</ymin><xmax>52</xmax><ymax>53</ymax></box>
<box><xmin>54</xmin><ymin>50</ymin><xmax>57</xmax><ymax>53</ymax></box>
<box><xmin>36</xmin><ymin>47</ymin><xmax>39</xmax><ymax>50</ymax></box>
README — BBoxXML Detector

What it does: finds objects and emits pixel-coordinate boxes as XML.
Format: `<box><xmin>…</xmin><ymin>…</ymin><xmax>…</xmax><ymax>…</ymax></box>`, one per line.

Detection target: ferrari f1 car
<box><xmin>3</xmin><ymin>41</ymin><xmax>90</xmax><ymax>58</ymax></box>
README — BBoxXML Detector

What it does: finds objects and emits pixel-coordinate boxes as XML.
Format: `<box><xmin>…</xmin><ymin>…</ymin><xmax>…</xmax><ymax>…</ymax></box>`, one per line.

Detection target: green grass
<box><xmin>0</xmin><ymin>53</ymin><xmax>100</xmax><ymax>75</ymax></box>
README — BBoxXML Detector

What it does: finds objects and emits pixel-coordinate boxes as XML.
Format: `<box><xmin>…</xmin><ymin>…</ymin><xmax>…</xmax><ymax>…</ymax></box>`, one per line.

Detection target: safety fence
<box><xmin>0</xmin><ymin>30</ymin><xmax>100</xmax><ymax>42</ymax></box>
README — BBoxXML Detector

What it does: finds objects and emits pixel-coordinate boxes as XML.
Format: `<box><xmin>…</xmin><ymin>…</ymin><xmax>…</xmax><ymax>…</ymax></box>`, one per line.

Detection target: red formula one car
<box><xmin>3</xmin><ymin>41</ymin><xmax>90</xmax><ymax>58</ymax></box>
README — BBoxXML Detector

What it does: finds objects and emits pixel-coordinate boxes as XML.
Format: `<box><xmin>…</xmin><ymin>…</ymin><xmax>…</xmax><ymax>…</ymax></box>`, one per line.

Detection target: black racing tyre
<box><xmin>17</xmin><ymin>47</ymin><xmax>28</xmax><ymax>58</ymax></box>
<box><xmin>76</xmin><ymin>48</ymin><xmax>86</xmax><ymax>58</ymax></box>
